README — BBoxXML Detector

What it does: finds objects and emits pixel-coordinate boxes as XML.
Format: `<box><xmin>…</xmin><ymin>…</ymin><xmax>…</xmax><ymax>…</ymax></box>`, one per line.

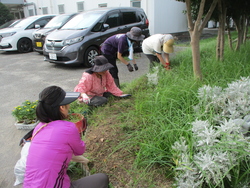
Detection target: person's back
<box><xmin>101</xmin><ymin>34</ymin><xmax>128</xmax><ymax>56</ymax></box>
<box><xmin>23</xmin><ymin>86</ymin><xmax>109</xmax><ymax>188</ymax></box>
<box><xmin>24</xmin><ymin>120</ymin><xmax>84</xmax><ymax>188</ymax></box>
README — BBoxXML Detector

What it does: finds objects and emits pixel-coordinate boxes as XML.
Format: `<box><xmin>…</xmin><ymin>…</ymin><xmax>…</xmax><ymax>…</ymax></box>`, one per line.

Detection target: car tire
<box><xmin>17</xmin><ymin>38</ymin><xmax>33</xmax><ymax>53</ymax></box>
<box><xmin>83</xmin><ymin>46</ymin><xmax>100</xmax><ymax>67</ymax></box>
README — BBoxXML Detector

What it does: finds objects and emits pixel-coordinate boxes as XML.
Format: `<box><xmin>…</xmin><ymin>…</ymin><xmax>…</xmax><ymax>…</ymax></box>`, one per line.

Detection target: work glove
<box><xmin>127</xmin><ymin>63</ymin><xmax>134</xmax><ymax>72</ymax></box>
<box><xmin>164</xmin><ymin>63</ymin><xmax>170</xmax><ymax>70</ymax></box>
<box><xmin>81</xmin><ymin>93</ymin><xmax>90</xmax><ymax>104</ymax></box>
<box><xmin>133</xmin><ymin>64</ymin><xmax>138</xmax><ymax>71</ymax></box>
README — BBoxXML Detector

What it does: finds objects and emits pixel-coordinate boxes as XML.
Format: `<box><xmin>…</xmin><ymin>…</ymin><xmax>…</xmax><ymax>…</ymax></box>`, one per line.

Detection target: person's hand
<box><xmin>81</xmin><ymin>93</ymin><xmax>90</xmax><ymax>104</ymax></box>
<box><xmin>127</xmin><ymin>63</ymin><xmax>134</xmax><ymax>72</ymax></box>
<box><xmin>119</xmin><ymin>94</ymin><xmax>132</xmax><ymax>98</ymax></box>
<box><xmin>133</xmin><ymin>64</ymin><xmax>138</xmax><ymax>71</ymax></box>
<box><xmin>164</xmin><ymin>63</ymin><xmax>170</xmax><ymax>70</ymax></box>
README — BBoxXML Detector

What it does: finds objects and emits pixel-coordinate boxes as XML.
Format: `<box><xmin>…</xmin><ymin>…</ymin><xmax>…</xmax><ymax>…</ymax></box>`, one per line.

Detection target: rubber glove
<box><xmin>127</xmin><ymin>63</ymin><xmax>134</xmax><ymax>72</ymax></box>
<box><xmin>133</xmin><ymin>64</ymin><xmax>138</xmax><ymax>71</ymax></box>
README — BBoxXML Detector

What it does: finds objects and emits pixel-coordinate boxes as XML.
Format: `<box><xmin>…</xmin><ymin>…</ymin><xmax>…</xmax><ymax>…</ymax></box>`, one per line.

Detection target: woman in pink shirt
<box><xmin>74</xmin><ymin>55</ymin><xmax>131</xmax><ymax>107</ymax></box>
<box><xmin>24</xmin><ymin>86</ymin><xmax>109</xmax><ymax>188</ymax></box>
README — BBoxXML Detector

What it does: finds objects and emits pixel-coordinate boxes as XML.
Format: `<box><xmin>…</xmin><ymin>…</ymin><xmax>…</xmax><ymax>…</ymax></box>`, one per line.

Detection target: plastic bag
<box><xmin>14</xmin><ymin>142</ymin><xmax>31</xmax><ymax>186</ymax></box>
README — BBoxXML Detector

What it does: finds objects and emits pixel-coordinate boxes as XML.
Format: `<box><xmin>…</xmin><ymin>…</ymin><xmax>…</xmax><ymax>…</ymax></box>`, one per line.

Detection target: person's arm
<box><xmin>117</xmin><ymin>52</ymin><xmax>134</xmax><ymax>72</ymax></box>
<box><xmin>66</xmin><ymin>122</ymin><xmax>86</xmax><ymax>156</ymax></box>
<box><xmin>156</xmin><ymin>53</ymin><xmax>170</xmax><ymax>70</ymax></box>
<box><xmin>105</xmin><ymin>71</ymin><xmax>123</xmax><ymax>96</ymax></box>
<box><xmin>74</xmin><ymin>73</ymin><xmax>92</xmax><ymax>103</ymax></box>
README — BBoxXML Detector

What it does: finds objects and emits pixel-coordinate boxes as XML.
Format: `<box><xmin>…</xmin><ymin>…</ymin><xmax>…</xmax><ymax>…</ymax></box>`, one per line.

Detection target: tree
<box><xmin>177</xmin><ymin>0</ymin><xmax>219</xmax><ymax>80</ymax></box>
<box><xmin>227</xmin><ymin>0</ymin><xmax>250</xmax><ymax>51</ymax></box>
<box><xmin>0</xmin><ymin>3</ymin><xmax>14</xmax><ymax>25</ymax></box>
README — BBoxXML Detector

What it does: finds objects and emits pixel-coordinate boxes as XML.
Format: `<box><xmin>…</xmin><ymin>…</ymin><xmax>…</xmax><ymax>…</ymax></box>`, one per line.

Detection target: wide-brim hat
<box><xmin>163</xmin><ymin>39</ymin><xmax>174</xmax><ymax>53</ymax></box>
<box><xmin>91</xmin><ymin>55</ymin><xmax>114</xmax><ymax>72</ymax></box>
<box><xmin>126</xmin><ymin>27</ymin><xmax>145</xmax><ymax>41</ymax></box>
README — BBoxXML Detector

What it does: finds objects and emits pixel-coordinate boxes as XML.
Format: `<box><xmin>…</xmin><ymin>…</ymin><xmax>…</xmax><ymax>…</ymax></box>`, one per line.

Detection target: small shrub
<box><xmin>12</xmin><ymin>100</ymin><xmax>38</xmax><ymax>124</ymax></box>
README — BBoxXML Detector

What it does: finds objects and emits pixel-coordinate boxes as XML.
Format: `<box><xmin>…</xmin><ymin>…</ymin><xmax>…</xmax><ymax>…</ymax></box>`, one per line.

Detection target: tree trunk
<box><xmin>234</xmin><ymin>16</ymin><xmax>244</xmax><ymax>51</ymax></box>
<box><xmin>190</xmin><ymin>31</ymin><xmax>202</xmax><ymax>80</ymax></box>
<box><xmin>216</xmin><ymin>0</ymin><xmax>226</xmax><ymax>61</ymax></box>
<box><xmin>243</xmin><ymin>17</ymin><xmax>249</xmax><ymax>44</ymax></box>
<box><xmin>185</xmin><ymin>0</ymin><xmax>218</xmax><ymax>80</ymax></box>
<box><xmin>226</xmin><ymin>17</ymin><xmax>233</xmax><ymax>50</ymax></box>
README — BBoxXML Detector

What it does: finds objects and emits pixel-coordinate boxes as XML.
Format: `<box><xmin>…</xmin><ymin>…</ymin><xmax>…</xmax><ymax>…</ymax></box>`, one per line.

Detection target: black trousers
<box><xmin>70</xmin><ymin>173</ymin><xmax>109</xmax><ymax>188</ymax></box>
<box><xmin>145</xmin><ymin>54</ymin><xmax>160</xmax><ymax>68</ymax></box>
<box><xmin>102</xmin><ymin>54</ymin><xmax>119</xmax><ymax>79</ymax></box>
<box><xmin>88</xmin><ymin>92</ymin><xmax>113</xmax><ymax>107</ymax></box>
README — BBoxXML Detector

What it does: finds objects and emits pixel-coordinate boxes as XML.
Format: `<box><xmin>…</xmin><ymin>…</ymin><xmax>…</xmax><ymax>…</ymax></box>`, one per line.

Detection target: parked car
<box><xmin>33</xmin><ymin>13</ymin><xmax>78</xmax><ymax>54</ymax></box>
<box><xmin>43</xmin><ymin>7</ymin><xmax>150</xmax><ymax>67</ymax></box>
<box><xmin>0</xmin><ymin>19</ymin><xmax>21</xmax><ymax>29</ymax></box>
<box><xmin>0</xmin><ymin>14</ymin><xmax>56</xmax><ymax>53</ymax></box>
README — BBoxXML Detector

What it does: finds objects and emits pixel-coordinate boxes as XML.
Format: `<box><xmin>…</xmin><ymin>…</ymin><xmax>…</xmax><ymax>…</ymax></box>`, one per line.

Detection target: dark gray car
<box><xmin>33</xmin><ymin>13</ymin><xmax>78</xmax><ymax>54</ymax></box>
<box><xmin>43</xmin><ymin>7</ymin><xmax>150</xmax><ymax>67</ymax></box>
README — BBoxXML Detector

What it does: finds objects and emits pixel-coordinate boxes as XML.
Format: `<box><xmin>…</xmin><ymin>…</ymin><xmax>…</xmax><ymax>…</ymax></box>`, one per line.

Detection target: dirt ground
<box><xmin>78</xmin><ymin>29</ymin><xmax>219</xmax><ymax>187</ymax></box>
<box><xmin>81</xmin><ymin>98</ymin><xmax>173</xmax><ymax>188</ymax></box>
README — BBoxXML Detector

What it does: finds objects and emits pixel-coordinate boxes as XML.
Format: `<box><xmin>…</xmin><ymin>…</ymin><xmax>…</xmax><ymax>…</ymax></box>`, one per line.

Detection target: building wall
<box><xmin>142</xmin><ymin>0</ymin><xmax>187</xmax><ymax>34</ymax></box>
<box><xmin>23</xmin><ymin>0</ymin><xmax>188</xmax><ymax>34</ymax></box>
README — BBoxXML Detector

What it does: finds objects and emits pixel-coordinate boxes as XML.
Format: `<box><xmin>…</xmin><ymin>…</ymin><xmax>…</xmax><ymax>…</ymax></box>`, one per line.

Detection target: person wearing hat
<box><xmin>74</xmin><ymin>55</ymin><xmax>131</xmax><ymax>107</ymax></box>
<box><xmin>100</xmin><ymin>27</ymin><xmax>145</xmax><ymax>88</ymax></box>
<box><xmin>24</xmin><ymin>85</ymin><xmax>109</xmax><ymax>188</ymax></box>
<box><xmin>142</xmin><ymin>34</ymin><xmax>175</xmax><ymax>70</ymax></box>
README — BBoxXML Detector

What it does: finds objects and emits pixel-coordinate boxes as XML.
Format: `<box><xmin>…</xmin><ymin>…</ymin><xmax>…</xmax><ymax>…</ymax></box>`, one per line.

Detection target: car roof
<box><xmin>80</xmin><ymin>7</ymin><xmax>144</xmax><ymax>14</ymax></box>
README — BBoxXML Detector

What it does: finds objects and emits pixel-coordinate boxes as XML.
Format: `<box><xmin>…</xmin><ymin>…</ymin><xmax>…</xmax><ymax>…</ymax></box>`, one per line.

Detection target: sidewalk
<box><xmin>171</xmin><ymin>28</ymin><xmax>218</xmax><ymax>44</ymax></box>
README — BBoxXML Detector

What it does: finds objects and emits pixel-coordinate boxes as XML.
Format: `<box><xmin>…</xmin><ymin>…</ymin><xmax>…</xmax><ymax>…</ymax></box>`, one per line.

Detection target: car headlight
<box><xmin>63</xmin><ymin>36</ymin><xmax>84</xmax><ymax>45</ymax></box>
<box><xmin>1</xmin><ymin>32</ymin><xmax>16</xmax><ymax>38</ymax></box>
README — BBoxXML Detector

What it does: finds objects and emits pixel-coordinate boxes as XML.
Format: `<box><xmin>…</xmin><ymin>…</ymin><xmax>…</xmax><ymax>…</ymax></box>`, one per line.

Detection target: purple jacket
<box><xmin>101</xmin><ymin>34</ymin><xmax>128</xmax><ymax>56</ymax></box>
<box><xmin>24</xmin><ymin>120</ymin><xmax>86</xmax><ymax>188</ymax></box>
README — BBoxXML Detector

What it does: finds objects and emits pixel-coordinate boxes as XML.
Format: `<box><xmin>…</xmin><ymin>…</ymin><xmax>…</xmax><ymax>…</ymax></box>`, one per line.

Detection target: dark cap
<box><xmin>39</xmin><ymin>86</ymin><xmax>80</xmax><ymax>107</ymax></box>
<box><xmin>59</xmin><ymin>91</ymin><xmax>81</xmax><ymax>106</ymax></box>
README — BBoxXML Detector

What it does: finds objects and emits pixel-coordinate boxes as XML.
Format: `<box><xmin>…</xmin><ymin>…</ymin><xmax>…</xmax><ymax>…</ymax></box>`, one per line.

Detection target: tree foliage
<box><xmin>0</xmin><ymin>3</ymin><xmax>14</xmax><ymax>25</ymax></box>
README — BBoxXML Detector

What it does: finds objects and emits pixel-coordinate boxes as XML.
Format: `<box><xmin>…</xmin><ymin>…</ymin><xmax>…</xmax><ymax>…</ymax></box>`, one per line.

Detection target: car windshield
<box><xmin>13</xmin><ymin>17</ymin><xmax>37</xmax><ymax>28</ymax></box>
<box><xmin>0</xmin><ymin>20</ymin><xmax>20</xmax><ymax>29</ymax></box>
<box><xmin>44</xmin><ymin>15</ymin><xmax>72</xmax><ymax>29</ymax></box>
<box><xmin>61</xmin><ymin>11</ymin><xmax>104</xmax><ymax>30</ymax></box>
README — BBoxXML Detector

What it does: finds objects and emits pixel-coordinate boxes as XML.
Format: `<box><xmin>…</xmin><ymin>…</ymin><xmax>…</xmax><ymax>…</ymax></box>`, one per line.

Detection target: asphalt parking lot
<box><xmin>0</xmin><ymin>50</ymin><xmax>150</xmax><ymax>188</ymax></box>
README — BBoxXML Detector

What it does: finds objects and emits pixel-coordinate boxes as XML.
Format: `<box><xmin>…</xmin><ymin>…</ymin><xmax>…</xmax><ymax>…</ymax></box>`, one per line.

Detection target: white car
<box><xmin>0</xmin><ymin>14</ymin><xmax>56</xmax><ymax>53</ymax></box>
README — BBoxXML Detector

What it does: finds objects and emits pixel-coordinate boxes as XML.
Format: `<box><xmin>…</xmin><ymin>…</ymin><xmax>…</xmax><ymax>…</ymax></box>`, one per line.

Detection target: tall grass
<box><xmin>115</xmin><ymin>33</ymin><xmax>250</xmax><ymax>187</ymax></box>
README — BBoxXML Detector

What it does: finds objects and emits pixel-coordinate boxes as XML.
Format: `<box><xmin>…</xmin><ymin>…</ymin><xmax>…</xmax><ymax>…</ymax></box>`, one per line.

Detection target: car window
<box><xmin>92</xmin><ymin>21</ymin><xmax>104</xmax><ymax>32</ymax></box>
<box><xmin>121</xmin><ymin>12</ymin><xmax>137</xmax><ymax>25</ymax></box>
<box><xmin>26</xmin><ymin>18</ymin><xmax>50</xmax><ymax>29</ymax></box>
<box><xmin>61</xmin><ymin>11</ymin><xmax>103</xmax><ymax>30</ymax></box>
<box><xmin>13</xmin><ymin>17</ymin><xmax>37</xmax><ymax>28</ymax></box>
<box><xmin>104</xmin><ymin>12</ymin><xmax>120</xmax><ymax>28</ymax></box>
<box><xmin>44</xmin><ymin>15</ymin><xmax>72</xmax><ymax>29</ymax></box>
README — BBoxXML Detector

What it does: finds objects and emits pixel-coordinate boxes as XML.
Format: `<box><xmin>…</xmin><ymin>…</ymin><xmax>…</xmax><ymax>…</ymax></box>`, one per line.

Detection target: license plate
<box><xmin>36</xmin><ymin>42</ymin><xmax>42</xmax><ymax>47</ymax></box>
<box><xmin>49</xmin><ymin>53</ymin><xmax>57</xmax><ymax>60</ymax></box>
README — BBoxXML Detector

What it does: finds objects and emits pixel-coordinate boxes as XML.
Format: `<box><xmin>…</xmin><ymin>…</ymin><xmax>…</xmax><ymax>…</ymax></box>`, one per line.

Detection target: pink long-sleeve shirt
<box><xmin>24</xmin><ymin>120</ymin><xmax>85</xmax><ymax>188</ymax></box>
<box><xmin>74</xmin><ymin>71</ymin><xmax>123</xmax><ymax>101</ymax></box>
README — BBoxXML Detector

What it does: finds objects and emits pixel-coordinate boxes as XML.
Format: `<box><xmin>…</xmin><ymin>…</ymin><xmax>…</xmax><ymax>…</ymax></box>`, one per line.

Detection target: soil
<box><xmin>81</xmin><ymin>98</ymin><xmax>173</xmax><ymax>188</ymax></box>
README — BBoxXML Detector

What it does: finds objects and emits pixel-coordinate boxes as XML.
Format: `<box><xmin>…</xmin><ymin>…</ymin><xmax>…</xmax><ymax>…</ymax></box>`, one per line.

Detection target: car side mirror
<box><xmin>35</xmin><ymin>24</ymin><xmax>41</xmax><ymax>29</ymax></box>
<box><xmin>102</xmin><ymin>24</ymin><xmax>110</xmax><ymax>31</ymax></box>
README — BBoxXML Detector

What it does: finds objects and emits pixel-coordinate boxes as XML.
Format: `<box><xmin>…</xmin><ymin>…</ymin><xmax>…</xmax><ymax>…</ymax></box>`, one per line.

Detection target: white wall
<box><xmin>142</xmin><ymin>0</ymin><xmax>187</xmax><ymax>34</ymax></box>
<box><xmin>24</xmin><ymin>0</ymin><xmax>188</xmax><ymax>34</ymax></box>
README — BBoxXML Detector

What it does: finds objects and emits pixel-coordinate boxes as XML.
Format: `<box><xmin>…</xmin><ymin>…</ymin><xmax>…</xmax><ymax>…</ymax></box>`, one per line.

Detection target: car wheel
<box><xmin>84</xmin><ymin>46</ymin><xmax>100</xmax><ymax>67</ymax></box>
<box><xmin>17</xmin><ymin>38</ymin><xmax>33</xmax><ymax>53</ymax></box>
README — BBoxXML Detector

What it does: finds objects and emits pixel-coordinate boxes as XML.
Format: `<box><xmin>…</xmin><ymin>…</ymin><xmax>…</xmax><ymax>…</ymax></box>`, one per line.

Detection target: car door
<box><xmin>98</xmin><ymin>10</ymin><xmax>125</xmax><ymax>43</ymax></box>
<box><xmin>120</xmin><ymin>10</ymin><xmax>141</xmax><ymax>32</ymax></box>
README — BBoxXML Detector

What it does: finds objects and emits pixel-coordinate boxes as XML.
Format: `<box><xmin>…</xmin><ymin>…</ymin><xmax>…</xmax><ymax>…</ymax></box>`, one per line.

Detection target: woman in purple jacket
<box><xmin>23</xmin><ymin>86</ymin><xmax>109</xmax><ymax>188</ymax></box>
